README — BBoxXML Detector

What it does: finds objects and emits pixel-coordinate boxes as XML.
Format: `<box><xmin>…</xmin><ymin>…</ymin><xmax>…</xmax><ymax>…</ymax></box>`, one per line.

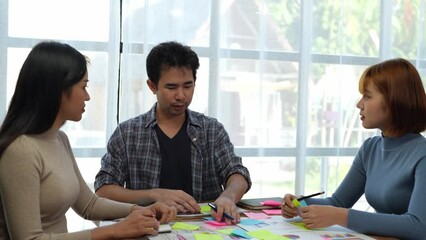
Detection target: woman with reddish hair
<box><xmin>282</xmin><ymin>58</ymin><xmax>426</xmax><ymax>239</ymax></box>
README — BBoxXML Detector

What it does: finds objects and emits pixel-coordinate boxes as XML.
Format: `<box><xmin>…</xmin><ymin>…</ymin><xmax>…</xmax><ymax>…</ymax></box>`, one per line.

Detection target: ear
<box><xmin>146</xmin><ymin>79</ymin><xmax>157</xmax><ymax>94</ymax></box>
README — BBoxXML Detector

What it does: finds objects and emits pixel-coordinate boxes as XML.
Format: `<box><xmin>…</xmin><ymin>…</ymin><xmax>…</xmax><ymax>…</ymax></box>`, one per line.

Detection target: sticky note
<box><xmin>205</xmin><ymin>220</ymin><xmax>228</xmax><ymax>226</ymax></box>
<box><xmin>262</xmin><ymin>209</ymin><xmax>282</xmax><ymax>215</ymax></box>
<box><xmin>244</xmin><ymin>212</ymin><xmax>270</xmax><ymax>219</ymax></box>
<box><xmin>239</xmin><ymin>218</ymin><xmax>264</xmax><ymax>225</ymax></box>
<box><xmin>231</xmin><ymin>228</ymin><xmax>252</xmax><ymax>239</ymax></box>
<box><xmin>171</xmin><ymin>222</ymin><xmax>200</xmax><ymax>230</ymax></box>
<box><xmin>261</xmin><ymin>200</ymin><xmax>282</xmax><ymax>207</ymax></box>
<box><xmin>194</xmin><ymin>232</ymin><xmax>223</xmax><ymax>240</ymax></box>
<box><xmin>247</xmin><ymin>229</ymin><xmax>290</xmax><ymax>239</ymax></box>
<box><xmin>200</xmin><ymin>204</ymin><xmax>211</xmax><ymax>213</ymax></box>
<box><xmin>292</xmin><ymin>199</ymin><xmax>307</xmax><ymax>207</ymax></box>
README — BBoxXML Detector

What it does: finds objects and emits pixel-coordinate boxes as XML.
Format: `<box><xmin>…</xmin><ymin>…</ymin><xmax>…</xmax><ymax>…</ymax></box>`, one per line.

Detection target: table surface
<box><xmin>98</xmin><ymin>210</ymin><xmax>399</xmax><ymax>240</ymax></box>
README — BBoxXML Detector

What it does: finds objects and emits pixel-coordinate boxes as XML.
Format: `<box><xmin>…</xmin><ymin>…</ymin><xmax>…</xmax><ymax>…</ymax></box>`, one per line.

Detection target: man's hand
<box><xmin>211</xmin><ymin>197</ymin><xmax>239</xmax><ymax>224</ymax></box>
<box><xmin>151</xmin><ymin>189</ymin><xmax>200</xmax><ymax>213</ymax></box>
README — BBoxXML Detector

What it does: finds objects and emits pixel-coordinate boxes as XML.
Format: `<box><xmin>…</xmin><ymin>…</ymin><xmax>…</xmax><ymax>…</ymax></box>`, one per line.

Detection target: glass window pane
<box><xmin>122</xmin><ymin>0</ymin><xmax>211</xmax><ymax>47</ymax></box>
<box><xmin>312</xmin><ymin>0</ymin><xmax>380</xmax><ymax>56</ymax></box>
<box><xmin>218</xmin><ymin>59</ymin><xmax>298</xmax><ymax>147</ymax></box>
<box><xmin>6</xmin><ymin>48</ymin><xmax>30</xmax><ymax>107</ymax></box>
<box><xmin>243</xmin><ymin>157</ymin><xmax>295</xmax><ymax>198</ymax></box>
<box><xmin>265</xmin><ymin>0</ymin><xmax>301</xmax><ymax>52</ymax></box>
<box><xmin>8</xmin><ymin>0</ymin><xmax>110</xmax><ymax>41</ymax></box>
<box><xmin>220</xmin><ymin>0</ymin><xmax>301</xmax><ymax>52</ymax></box>
<box><xmin>391</xmin><ymin>0</ymin><xmax>421</xmax><ymax>58</ymax></box>
<box><xmin>62</xmin><ymin>51</ymin><xmax>109</xmax><ymax>148</ymax></box>
<box><xmin>307</xmin><ymin>63</ymin><xmax>377</xmax><ymax>148</ymax></box>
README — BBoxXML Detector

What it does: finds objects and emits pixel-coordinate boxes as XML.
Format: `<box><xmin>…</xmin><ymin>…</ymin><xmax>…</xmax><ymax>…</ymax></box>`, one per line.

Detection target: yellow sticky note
<box><xmin>171</xmin><ymin>222</ymin><xmax>200</xmax><ymax>231</ymax></box>
<box><xmin>292</xmin><ymin>198</ymin><xmax>307</xmax><ymax>207</ymax></box>
<box><xmin>292</xmin><ymin>198</ymin><xmax>301</xmax><ymax>207</ymax></box>
<box><xmin>290</xmin><ymin>221</ymin><xmax>309</xmax><ymax>230</ymax></box>
<box><xmin>200</xmin><ymin>204</ymin><xmax>211</xmax><ymax>213</ymax></box>
<box><xmin>248</xmin><ymin>229</ymin><xmax>290</xmax><ymax>240</ymax></box>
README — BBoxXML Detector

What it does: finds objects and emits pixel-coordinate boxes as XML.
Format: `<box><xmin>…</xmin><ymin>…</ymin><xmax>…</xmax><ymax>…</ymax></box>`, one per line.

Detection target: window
<box><xmin>1</xmin><ymin>0</ymin><xmax>426</xmax><ymax>230</ymax></box>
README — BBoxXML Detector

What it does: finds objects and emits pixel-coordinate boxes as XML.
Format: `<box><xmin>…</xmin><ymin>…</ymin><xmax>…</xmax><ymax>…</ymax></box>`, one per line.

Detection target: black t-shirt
<box><xmin>156</xmin><ymin>120</ymin><xmax>193</xmax><ymax>196</ymax></box>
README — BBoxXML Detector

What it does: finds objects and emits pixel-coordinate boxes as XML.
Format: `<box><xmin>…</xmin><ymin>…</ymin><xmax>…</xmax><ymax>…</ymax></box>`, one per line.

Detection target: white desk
<box><xmin>101</xmin><ymin>215</ymin><xmax>376</xmax><ymax>240</ymax></box>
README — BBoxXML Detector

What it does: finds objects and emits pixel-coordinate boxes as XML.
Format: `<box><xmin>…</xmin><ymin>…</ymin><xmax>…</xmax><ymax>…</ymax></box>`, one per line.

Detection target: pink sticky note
<box><xmin>244</xmin><ymin>212</ymin><xmax>271</xmax><ymax>219</ymax></box>
<box><xmin>261</xmin><ymin>200</ymin><xmax>282</xmax><ymax>207</ymax></box>
<box><xmin>262</xmin><ymin>209</ymin><xmax>282</xmax><ymax>215</ymax></box>
<box><xmin>205</xmin><ymin>220</ymin><xmax>229</xmax><ymax>226</ymax></box>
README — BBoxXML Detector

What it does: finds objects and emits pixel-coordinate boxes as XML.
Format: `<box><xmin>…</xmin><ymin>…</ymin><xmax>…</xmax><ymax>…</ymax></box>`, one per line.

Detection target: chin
<box><xmin>71</xmin><ymin>116</ymin><xmax>83</xmax><ymax>122</ymax></box>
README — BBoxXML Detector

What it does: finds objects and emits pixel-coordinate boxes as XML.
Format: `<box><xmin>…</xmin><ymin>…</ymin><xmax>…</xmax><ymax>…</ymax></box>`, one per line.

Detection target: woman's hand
<box><xmin>93</xmin><ymin>208</ymin><xmax>159</xmax><ymax>240</ymax></box>
<box><xmin>281</xmin><ymin>193</ymin><xmax>299</xmax><ymax>219</ymax></box>
<box><xmin>145</xmin><ymin>202</ymin><xmax>177</xmax><ymax>223</ymax></box>
<box><xmin>299</xmin><ymin>205</ymin><xmax>348</xmax><ymax>229</ymax></box>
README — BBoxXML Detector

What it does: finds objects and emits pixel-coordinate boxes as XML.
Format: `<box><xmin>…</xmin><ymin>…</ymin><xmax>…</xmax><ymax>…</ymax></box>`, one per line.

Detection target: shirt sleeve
<box><xmin>94</xmin><ymin>125</ymin><xmax>129</xmax><ymax>191</ymax></box>
<box><xmin>214</xmin><ymin>121</ymin><xmax>251</xmax><ymax>190</ymax></box>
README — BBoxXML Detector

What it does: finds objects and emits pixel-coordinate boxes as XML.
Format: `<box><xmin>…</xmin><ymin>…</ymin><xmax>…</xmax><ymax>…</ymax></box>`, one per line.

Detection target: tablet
<box><xmin>237</xmin><ymin>197</ymin><xmax>283</xmax><ymax>210</ymax></box>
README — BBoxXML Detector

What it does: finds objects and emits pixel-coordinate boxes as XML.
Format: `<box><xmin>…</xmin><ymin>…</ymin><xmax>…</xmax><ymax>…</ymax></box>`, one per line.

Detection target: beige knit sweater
<box><xmin>0</xmin><ymin>128</ymin><xmax>133</xmax><ymax>240</ymax></box>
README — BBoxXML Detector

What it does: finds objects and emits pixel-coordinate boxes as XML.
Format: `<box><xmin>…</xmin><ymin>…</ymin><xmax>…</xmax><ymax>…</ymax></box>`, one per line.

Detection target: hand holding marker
<box><xmin>293</xmin><ymin>191</ymin><xmax>325</xmax><ymax>207</ymax></box>
<box><xmin>208</xmin><ymin>202</ymin><xmax>234</xmax><ymax>220</ymax></box>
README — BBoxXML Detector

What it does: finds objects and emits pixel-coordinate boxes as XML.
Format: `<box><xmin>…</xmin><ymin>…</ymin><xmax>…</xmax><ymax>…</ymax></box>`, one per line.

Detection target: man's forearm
<box><xmin>220</xmin><ymin>174</ymin><xmax>249</xmax><ymax>202</ymax></box>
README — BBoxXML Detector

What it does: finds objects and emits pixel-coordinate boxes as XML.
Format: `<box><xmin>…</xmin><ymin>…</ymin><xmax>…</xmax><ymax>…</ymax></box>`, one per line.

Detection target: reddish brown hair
<box><xmin>358</xmin><ymin>58</ymin><xmax>426</xmax><ymax>136</ymax></box>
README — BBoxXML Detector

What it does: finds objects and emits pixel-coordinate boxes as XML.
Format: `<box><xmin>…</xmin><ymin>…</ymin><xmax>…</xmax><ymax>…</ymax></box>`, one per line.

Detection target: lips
<box><xmin>173</xmin><ymin>103</ymin><xmax>185</xmax><ymax>110</ymax></box>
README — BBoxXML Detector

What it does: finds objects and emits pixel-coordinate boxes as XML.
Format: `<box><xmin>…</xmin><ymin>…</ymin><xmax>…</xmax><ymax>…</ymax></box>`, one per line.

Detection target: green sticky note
<box><xmin>171</xmin><ymin>222</ymin><xmax>200</xmax><ymax>230</ymax></box>
<box><xmin>194</xmin><ymin>232</ymin><xmax>223</xmax><ymax>240</ymax></box>
<box><xmin>248</xmin><ymin>229</ymin><xmax>290</xmax><ymax>240</ymax></box>
<box><xmin>290</xmin><ymin>221</ymin><xmax>309</xmax><ymax>230</ymax></box>
<box><xmin>292</xmin><ymin>198</ymin><xmax>301</xmax><ymax>207</ymax></box>
<box><xmin>216</xmin><ymin>228</ymin><xmax>234</xmax><ymax>235</ymax></box>
<box><xmin>200</xmin><ymin>204</ymin><xmax>211</xmax><ymax>213</ymax></box>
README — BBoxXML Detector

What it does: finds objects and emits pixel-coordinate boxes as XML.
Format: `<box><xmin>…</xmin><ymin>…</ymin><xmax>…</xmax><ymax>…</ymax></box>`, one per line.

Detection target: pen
<box><xmin>208</xmin><ymin>202</ymin><xmax>235</xmax><ymax>220</ymax></box>
<box><xmin>297</xmin><ymin>191</ymin><xmax>325</xmax><ymax>201</ymax></box>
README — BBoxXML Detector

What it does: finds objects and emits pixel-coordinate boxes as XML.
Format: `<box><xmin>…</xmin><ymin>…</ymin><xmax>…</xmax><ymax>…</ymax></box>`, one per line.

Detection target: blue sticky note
<box><xmin>231</xmin><ymin>228</ymin><xmax>252</xmax><ymax>239</ymax></box>
<box><xmin>239</xmin><ymin>218</ymin><xmax>264</xmax><ymax>225</ymax></box>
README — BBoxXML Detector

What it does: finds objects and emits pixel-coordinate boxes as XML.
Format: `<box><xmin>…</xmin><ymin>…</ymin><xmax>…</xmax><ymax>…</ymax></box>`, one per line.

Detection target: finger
<box><xmin>180</xmin><ymin>201</ymin><xmax>198</xmax><ymax>213</ymax></box>
<box><xmin>281</xmin><ymin>209</ymin><xmax>292</xmax><ymax>218</ymax></box>
<box><xmin>281</xmin><ymin>209</ymin><xmax>297</xmax><ymax>218</ymax></box>
<box><xmin>186</xmin><ymin>197</ymin><xmax>200</xmax><ymax>212</ymax></box>
<box><xmin>286</xmin><ymin>198</ymin><xmax>297</xmax><ymax>208</ymax></box>
<box><xmin>162</xmin><ymin>209</ymin><xmax>175</xmax><ymax>223</ymax></box>
<box><xmin>174</xmin><ymin>203</ymin><xmax>188</xmax><ymax>213</ymax></box>
<box><xmin>179</xmin><ymin>198</ymin><xmax>199</xmax><ymax>213</ymax></box>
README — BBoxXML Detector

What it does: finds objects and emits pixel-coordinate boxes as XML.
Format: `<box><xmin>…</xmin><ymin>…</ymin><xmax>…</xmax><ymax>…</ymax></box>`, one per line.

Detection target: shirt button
<box><xmin>192</xmin><ymin>138</ymin><xmax>197</xmax><ymax>142</ymax></box>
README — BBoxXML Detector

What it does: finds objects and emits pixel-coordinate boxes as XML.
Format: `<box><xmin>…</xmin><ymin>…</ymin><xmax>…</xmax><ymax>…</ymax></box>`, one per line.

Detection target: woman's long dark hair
<box><xmin>0</xmin><ymin>41</ymin><xmax>87</xmax><ymax>157</ymax></box>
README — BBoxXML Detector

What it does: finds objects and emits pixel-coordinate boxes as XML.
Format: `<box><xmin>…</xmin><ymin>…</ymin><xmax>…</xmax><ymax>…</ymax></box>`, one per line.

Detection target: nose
<box><xmin>175</xmin><ymin>88</ymin><xmax>184</xmax><ymax>100</ymax></box>
<box><xmin>356</xmin><ymin>99</ymin><xmax>363</xmax><ymax>110</ymax></box>
<box><xmin>85</xmin><ymin>91</ymin><xmax>91</xmax><ymax>101</ymax></box>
